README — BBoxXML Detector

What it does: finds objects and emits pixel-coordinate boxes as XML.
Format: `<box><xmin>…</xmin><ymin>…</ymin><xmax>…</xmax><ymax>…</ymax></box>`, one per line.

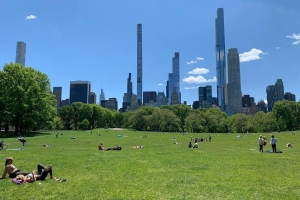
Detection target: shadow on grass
<box><xmin>0</xmin><ymin>131</ymin><xmax>52</xmax><ymax>139</ymax></box>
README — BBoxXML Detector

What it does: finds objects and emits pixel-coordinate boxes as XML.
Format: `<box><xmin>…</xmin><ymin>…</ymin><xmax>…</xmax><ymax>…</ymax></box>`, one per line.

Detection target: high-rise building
<box><xmin>170</xmin><ymin>90</ymin><xmax>179</xmax><ymax>105</ymax></box>
<box><xmin>257</xmin><ymin>100</ymin><xmax>267</xmax><ymax>113</ymax></box>
<box><xmin>266</xmin><ymin>85</ymin><xmax>276</xmax><ymax>112</ymax></box>
<box><xmin>127</xmin><ymin>73</ymin><xmax>133</xmax><ymax>105</ymax></box>
<box><xmin>284</xmin><ymin>92</ymin><xmax>296</xmax><ymax>101</ymax></box>
<box><xmin>53</xmin><ymin>87</ymin><xmax>62</xmax><ymax>109</ymax></box>
<box><xmin>137</xmin><ymin>24</ymin><xmax>143</xmax><ymax>106</ymax></box>
<box><xmin>88</xmin><ymin>92</ymin><xmax>96</xmax><ymax>104</ymax></box>
<box><xmin>168</xmin><ymin>52</ymin><xmax>180</xmax><ymax>104</ymax></box>
<box><xmin>61</xmin><ymin>99</ymin><xmax>70</xmax><ymax>107</ymax></box>
<box><xmin>101</xmin><ymin>98</ymin><xmax>118</xmax><ymax>111</ymax></box>
<box><xmin>275</xmin><ymin>79</ymin><xmax>284</xmax><ymax>101</ymax></box>
<box><xmin>70</xmin><ymin>81</ymin><xmax>91</xmax><ymax>105</ymax></box>
<box><xmin>212</xmin><ymin>97</ymin><xmax>218</xmax><ymax>107</ymax></box>
<box><xmin>226</xmin><ymin>48</ymin><xmax>242</xmax><ymax>116</ymax></box>
<box><xmin>215</xmin><ymin>8</ymin><xmax>226</xmax><ymax>111</ymax></box>
<box><xmin>192</xmin><ymin>101</ymin><xmax>199</xmax><ymax>109</ymax></box>
<box><xmin>166</xmin><ymin>81</ymin><xmax>169</xmax><ymax>102</ymax></box>
<box><xmin>266</xmin><ymin>79</ymin><xmax>285</xmax><ymax>112</ymax></box>
<box><xmin>100</xmin><ymin>88</ymin><xmax>105</xmax><ymax>102</ymax></box>
<box><xmin>143</xmin><ymin>91</ymin><xmax>157</xmax><ymax>105</ymax></box>
<box><xmin>242</xmin><ymin>95</ymin><xmax>258</xmax><ymax>115</ymax></box>
<box><xmin>198</xmin><ymin>86</ymin><xmax>212</xmax><ymax>108</ymax></box>
<box><xmin>15</xmin><ymin>41</ymin><xmax>26</xmax><ymax>66</ymax></box>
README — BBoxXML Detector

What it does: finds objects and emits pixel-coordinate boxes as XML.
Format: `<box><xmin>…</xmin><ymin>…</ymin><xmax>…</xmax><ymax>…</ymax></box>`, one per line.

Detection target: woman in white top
<box><xmin>270</xmin><ymin>135</ymin><xmax>277</xmax><ymax>153</ymax></box>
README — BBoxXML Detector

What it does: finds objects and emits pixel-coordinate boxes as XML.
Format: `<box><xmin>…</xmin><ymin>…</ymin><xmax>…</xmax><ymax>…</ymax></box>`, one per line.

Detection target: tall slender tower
<box><xmin>127</xmin><ymin>73</ymin><xmax>133</xmax><ymax>105</ymax></box>
<box><xmin>100</xmin><ymin>88</ymin><xmax>105</xmax><ymax>102</ymax></box>
<box><xmin>215</xmin><ymin>8</ymin><xmax>226</xmax><ymax>111</ymax></box>
<box><xmin>15</xmin><ymin>41</ymin><xmax>26</xmax><ymax>66</ymax></box>
<box><xmin>137</xmin><ymin>24</ymin><xmax>143</xmax><ymax>106</ymax></box>
<box><xmin>226</xmin><ymin>48</ymin><xmax>242</xmax><ymax>115</ymax></box>
<box><xmin>167</xmin><ymin>52</ymin><xmax>180</xmax><ymax>104</ymax></box>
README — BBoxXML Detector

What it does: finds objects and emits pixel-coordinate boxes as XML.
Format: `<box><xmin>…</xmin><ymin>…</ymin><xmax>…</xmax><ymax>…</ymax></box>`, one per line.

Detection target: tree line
<box><xmin>1</xmin><ymin>63</ymin><xmax>300</xmax><ymax>134</ymax></box>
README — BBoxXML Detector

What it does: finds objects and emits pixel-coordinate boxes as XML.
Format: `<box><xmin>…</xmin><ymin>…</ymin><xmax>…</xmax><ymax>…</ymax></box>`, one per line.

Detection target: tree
<box><xmin>0</xmin><ymin>63</ymin><xmax>56</xmax><ymax>133</ymax></box>
<box><xmin>80</xmin><ymin>118</ymin><xmax>90</xmax><ymax>130</ymax></box>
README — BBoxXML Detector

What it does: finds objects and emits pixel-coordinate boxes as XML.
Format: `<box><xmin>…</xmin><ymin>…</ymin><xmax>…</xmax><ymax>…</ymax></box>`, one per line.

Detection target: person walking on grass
<box><xmin>258</xmin><ymin>135</ymin><xmax>263</xmax><ymax>153</ymax></box>
<box><xmin>270</xmin><ymin>134</ymin><xmax>277</xmax><ymax>153</ymax></box>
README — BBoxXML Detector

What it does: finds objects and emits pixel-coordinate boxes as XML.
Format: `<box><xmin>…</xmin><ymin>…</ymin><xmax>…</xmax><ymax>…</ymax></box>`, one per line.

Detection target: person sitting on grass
<box><xmin>193</xmin><ymin>142</ymin><xmax>199</xmax><ymax>148</ymax></box>
<box><xmin>286</xmin><ymin>143</ymin><xmax>293</xmax><ymax>148</ymax></box>
<box><xmin>1</xmin><ymin>157</ymin><xmax>30</xmax><ymax>179</ymax></box>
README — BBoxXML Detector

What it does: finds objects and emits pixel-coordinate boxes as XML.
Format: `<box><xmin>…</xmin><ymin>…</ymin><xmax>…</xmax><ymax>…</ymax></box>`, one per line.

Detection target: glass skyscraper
<box><xmin>69</xmin><ymin>81</ymin><xmax>91</xmax><ymax>105</ymax></box>
<box><xmin>15</xmin><ymin>41</ymin><xmax>26</xmax><ymax>66</ymax></box>
<box><xmin>137</xmin><ymin>24</ymin><xmax>143</xmax><ymax>106</ymax></box>
<box><xmin>215</xmin><ymin>8</ymin><xmax>226</xmax><ymax>111</ymax></box>
<box><xmin>127</xmin><ymin>73</ymin><xmax>133</xmax><ymax>105</ymax></box>
<box><xmin>168</xmin><ymin>52</ymin><xmax>180</xmax><ymax>104</ymax></box>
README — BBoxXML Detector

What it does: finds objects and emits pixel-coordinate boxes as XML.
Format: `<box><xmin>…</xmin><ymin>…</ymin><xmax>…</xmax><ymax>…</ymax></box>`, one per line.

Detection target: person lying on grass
<box><xmin>15</xmin><ymin>171</ymin><xmax>37</xmax><ymax>183</ymax></box>
<box><xmin>99</xmin><ymin>143</ymin><xmax>122</xmax><ymax>150</ymax></box>
<box><xmin>1</xmin><ymin>157</ymin><xmax>30</xmax><ymax>179</ymax></box>
<box><xmin>131</xmin><ymin>145</ymin><xmax>144</xmax><ymax>148</ymax></box>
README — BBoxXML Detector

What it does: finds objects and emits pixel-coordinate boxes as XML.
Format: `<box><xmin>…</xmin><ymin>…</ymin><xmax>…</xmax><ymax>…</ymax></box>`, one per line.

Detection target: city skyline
<box><xmin>0</xmin><ymin>1</ymin><xmax>300</xmax><ymax>109</ymax></box>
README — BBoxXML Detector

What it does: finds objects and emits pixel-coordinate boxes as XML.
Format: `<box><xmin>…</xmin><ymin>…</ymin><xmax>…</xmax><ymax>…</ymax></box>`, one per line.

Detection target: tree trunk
<box><xmin>5</xmin><ymin>122</ymin><xmax>9</xmax><ymax>133</ymax></box>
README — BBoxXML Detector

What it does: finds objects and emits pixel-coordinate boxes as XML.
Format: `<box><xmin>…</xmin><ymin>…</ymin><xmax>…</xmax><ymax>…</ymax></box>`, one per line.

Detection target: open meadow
<box><xmin>0</xmin><ymin>129</ymin><xmax>299</xmax><ymax>200</ymax></box>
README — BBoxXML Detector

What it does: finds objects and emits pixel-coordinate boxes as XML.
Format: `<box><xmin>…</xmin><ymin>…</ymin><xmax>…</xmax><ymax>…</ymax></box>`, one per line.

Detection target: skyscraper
<box><xmin>100</xmin><ymin>88</ymin><xmax>105</xmax><ymax>102</ymax></box>
<box><xmin>226</xmin><ymin>48</ymin><xmax>242</xmax><ymax>115</ymax></box>
<box><xmin>215</xmin><ymin>8</ymin><xmax>226</xmax><ymax>111</ymax></box>
<box><xmin>89</xmin><ymin>92</ymin><xmax>96</xmax><ymax>104</ymax></box>
<box><xmin>275</xmin><ymin>79</ymin><xmax>284</xmax><ymax>101</ymax></box>
<box><xmin>137</xmin><ymin>24</ymin><xmax>143</xmax><ymax>106</ymax></box>
<box><xmin>266</xmin><ymin>85</ymin><xmax>276</xmax><ymax>112</ymax></box>
<box><xmin>15</xmin><ymin>41</ymin><xmax>26</xmax><ymax>66</ymax></box>
<box><xmin>198</xmin><ymin>86</ymin><xmax>212</xmax><ymax>108</ymax></box>
<box><xmin>266</xmin><ymin>79</ymin><xmax>285</xmax><ymax>112</ymax></box>
<box><xmin>53</xmin><ymin>87</ymin><xmax>62</xmax><ymax>109</ymax></box>
<box><xmin>168</xmin><ymin>52</ymin><xmax>180</xmax><ymax>104</ymax></box>
<box><xmin>143</xmin><ymin>91</ymin><xmax>157</xmax><ymax>105</ymax></box>
<box><xmin>127</xmin><ymin>73</ymin><xmax>133</xmax><ymax>105</ymax></box>
<box><xmin>69</xmin><ymin>81</ymin><xmax>91</xmax><ymax>105</ymax></box>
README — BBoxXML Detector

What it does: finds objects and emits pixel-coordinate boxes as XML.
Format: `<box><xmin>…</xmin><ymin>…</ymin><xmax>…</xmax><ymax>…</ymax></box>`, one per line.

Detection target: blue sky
<box><xmin>0</xmin><ymin>0</ymin><xmax>299</xmax><ymax>109</ymax></box>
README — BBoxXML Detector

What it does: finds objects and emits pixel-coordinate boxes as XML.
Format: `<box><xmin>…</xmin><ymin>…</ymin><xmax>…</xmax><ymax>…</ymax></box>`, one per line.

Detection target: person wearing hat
<box><xmin>258</xmin><ymin>135</ymin><xmax>264</xmax><ymax>153</ymax></box>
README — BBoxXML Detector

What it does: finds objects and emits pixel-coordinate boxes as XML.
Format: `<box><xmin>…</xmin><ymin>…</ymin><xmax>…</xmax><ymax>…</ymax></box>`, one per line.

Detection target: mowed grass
<box><xmin>0</xmin><ymin>130</ymin><xmax>300</xmax><ymax>200</ymax></box>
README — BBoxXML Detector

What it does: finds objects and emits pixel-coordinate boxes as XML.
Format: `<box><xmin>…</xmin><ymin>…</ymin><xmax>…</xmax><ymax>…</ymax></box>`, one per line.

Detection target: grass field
<box><xmin>0</xmin><ymin>129</ymin><xmax>299</xmax><ymax>200</ymax></box>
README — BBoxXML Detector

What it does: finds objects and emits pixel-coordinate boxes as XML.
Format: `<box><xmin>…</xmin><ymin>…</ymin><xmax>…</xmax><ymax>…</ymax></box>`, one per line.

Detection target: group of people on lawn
<box><xmin>1</xmin><ymin>157</ymin><xmax>63</xmax><ymax>184</ymax></box>
<box><xmin>258</xmin><ymin>134</ymin><xmax>293</xmax><ymax>153</ymax></box>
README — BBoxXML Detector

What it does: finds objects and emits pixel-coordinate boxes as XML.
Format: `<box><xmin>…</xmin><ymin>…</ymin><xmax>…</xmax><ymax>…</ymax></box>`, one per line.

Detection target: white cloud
<box><xmin>196</xmin><ymin>57</ymin><xmax>204</xmax><ymax>60</ymax></box>
<box><xmin>186</xmin><ymin>60</ymin><xmax>197</xmax><ymax>65</ymax></box>
<box><xmin>276</xmin><ymin>47</ymin><xmax>281</xmax><ymax>50</ymax></box>
<box><xmin>25</xmin><ymin>15</ymin><xmax>37</xmax><ymax>20</ymax></box>
<box><xmin>239</xmin><ymin>48</ymin><xmax>267</xmax><ymax>62</ymax></box>
<box><xmin>264</xmin><ymin>100</ymin><xmax>268</xmax><ymax>104</ymax></box>
<box><xmin>287</xmin><ymin>33</ymin><xmax>300</xmax><ymax>45</ymax></box>
<box><xmin>158</xmin><ymin>83</ymin><xmax>163</xmax><ymax>86</ymax></box>
<box><xmin>182</xmin><ymin>76</ymin><xmax>217</xmax><ymax>84</ymax></box>
<box><xmin>184</xmin><ymin>86</ymin><xmax>198</xmax><ymax>90</ymax></box>
<box><xmin>188</xmin><ymin>67</ymin><xmax>209</xmax><ymax>75</ymax></box>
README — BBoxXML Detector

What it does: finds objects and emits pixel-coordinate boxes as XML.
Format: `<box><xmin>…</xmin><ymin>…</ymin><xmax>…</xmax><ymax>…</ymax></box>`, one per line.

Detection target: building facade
<box><xmin>284</xmin><ymin>92</ymin><xmax>296</xmax><ymax>101</ymax></box>
<box><xmin>215</xmin><ymin>8</ymin><xmax>226</xmax><ymax>111</ymax></box>
<box><xmin>226</xmin><ymin>48</ymin><xmax>242</xmax><ymax>116</ymax></box>
<box><xmin>168</xmin><ymin>52</ymin><xmax>181</xmax><ymax>104</ymax></box>
<box><xmin>266</xmin><ymin>79</ymin><xmax>285</xmax><ymax>112</ymax></box>
<box><xmin>15</xmin><ymin>41</ymin><xmax>26</xmax><ymax>66</ymax></box>
<box><xmin>69</xmin><ymin>81</ymin><xmax>91</xmax><ymax>105</ymax></box>
<box><xmin>242</xmin><ymin>95</ymin><xmax>258</xmax><ymax>115</ymax></box>
<box><xmin>137</xmin><ymin>24</ymin><xmax>143</xmax><ymax>106</ymax></box>
<box><xmin>101</xmin><ymin>98</ymin><xmax>118</xmax><ymax>111</ymax></box>
<box><xmin>53</xmin><ymin>87</ymin><xmax>62</xmax><ymax>109</ymax></box>
<box><xmin>198</xmin><ymin>86</ymin><xmax>212</xmax><ymax>108</ymax></box>
<box><xmin>61</xmin><ymin>99</ymin><xmax>70</xmax><ymax>107</ymax></box>
<box><xmin>257</xmin><ymin>100</ymin><xmax>267</xmax><ymax>113</ymax></box>
<box><xmin>100</xmin><ymin>88</ymin><xmax>105</xmax><ymax>102</ymax></box>
<box><xmin>88</xmin><ymin>92</ymin><xmax>96</xmax><ymax>104</ymax></box>
<box><xmin>143</xmin><ymin>91</ymin><xmax>157</xmax><ymax>106</ymax></box>
<box><xmin>127</xmin><ymin>73</ymin><xmax>133</xmax><ymax>105</ymax></box>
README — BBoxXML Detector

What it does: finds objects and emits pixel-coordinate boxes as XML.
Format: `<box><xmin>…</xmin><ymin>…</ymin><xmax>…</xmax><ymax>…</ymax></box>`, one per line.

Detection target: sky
<box><xmin>0</xmin><ymin>0</ymin><xmax>299</xmax><ymax>109</ymax></box>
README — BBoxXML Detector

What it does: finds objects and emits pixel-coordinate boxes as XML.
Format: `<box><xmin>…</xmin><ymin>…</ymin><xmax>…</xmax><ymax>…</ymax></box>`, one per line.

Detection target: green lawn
<box><xmin>0</xmin><ymin>130</ymin><xmax>299</xmax><ymax>200</ymax></box>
